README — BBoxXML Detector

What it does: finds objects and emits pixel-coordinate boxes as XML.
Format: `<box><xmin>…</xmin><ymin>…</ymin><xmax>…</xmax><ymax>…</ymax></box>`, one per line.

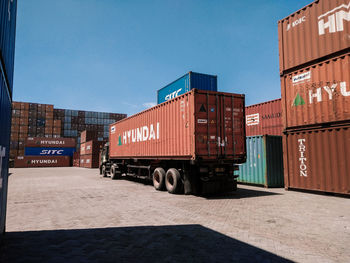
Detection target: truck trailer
<box><xmin>100</xmin><ymin>89</ymin><xmax>246</xmax><ymax>195</ymax></box>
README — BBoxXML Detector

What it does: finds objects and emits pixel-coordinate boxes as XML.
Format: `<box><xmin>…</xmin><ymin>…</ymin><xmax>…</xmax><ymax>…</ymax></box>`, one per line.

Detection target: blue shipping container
<box><xmin>157</xmin><ymin>72</ymin><xmax>217</xmax><ymax>104</ymax></box>
<box><xmin>25</xmin><ymin>147</ymin><xmax>76</xmax><ymax>156</ymax></box>
<box><xmin>0</xmin><ymin>0</ymin><xmax>18</xmax><ymax>237</ymax></box>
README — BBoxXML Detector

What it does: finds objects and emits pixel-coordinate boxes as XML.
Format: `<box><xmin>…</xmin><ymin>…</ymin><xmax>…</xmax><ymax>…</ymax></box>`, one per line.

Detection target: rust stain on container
<box><xmin>25</xmin><ymin>137</ymin><xmax>76</xmax><ymax>148</ymax></box>
<box><xmin>245</xmin><ymin>99</ymin><xmax>283</xmax><ymax>136</ymax></box>
<box><xmin>283</xmin><ymin>125</ymin><xmax>350</xmax><ymax>195</ymax></box>
<box><xmin>278</xmin><ymin>0</ymin><xmax>350</xmax><ymax>74</ymax></box>
<box><xmin>281</xmin><ymin>53</ymin><xmax>350</xmax><ymax>129</ymax></box>
<box><xmin>109</xmin><ymin>89</ymin><xmax>246</xmax><ymax>161</ymax></box>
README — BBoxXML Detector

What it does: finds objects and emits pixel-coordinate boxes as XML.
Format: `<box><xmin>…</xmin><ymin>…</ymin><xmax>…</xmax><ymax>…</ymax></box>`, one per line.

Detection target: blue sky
<box><xmin>13</xmin><ymin>0</ymin><xmax>311</xmax><ymax>116</ymax></box>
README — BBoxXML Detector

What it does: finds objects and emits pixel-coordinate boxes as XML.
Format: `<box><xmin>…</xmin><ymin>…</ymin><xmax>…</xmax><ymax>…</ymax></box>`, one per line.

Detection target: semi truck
<box><xmin>99</xmin><ymin>89</ymin><xmax>246</xmax><ymax>195</ymax></box>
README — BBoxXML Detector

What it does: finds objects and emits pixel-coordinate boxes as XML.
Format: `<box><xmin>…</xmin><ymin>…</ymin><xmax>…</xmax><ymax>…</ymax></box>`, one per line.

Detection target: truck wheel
<box><xmin>165</xmin><ymin>168</ymin><xmax>183</xmax><ymax>194</ymax></box>
<box><xmin>102</xmin><ymin>165</ymin><xmax>107</xmax><ymax>177</ymax></box>
<box><xmin>111</xmin><ymin>164</ymin><xmax>121</xmax><ymax>180</ymax></box>
<box><xmin>153</xmin><ymin>168</ymin><xmax>166</xmax><ymax>191</ymax></box>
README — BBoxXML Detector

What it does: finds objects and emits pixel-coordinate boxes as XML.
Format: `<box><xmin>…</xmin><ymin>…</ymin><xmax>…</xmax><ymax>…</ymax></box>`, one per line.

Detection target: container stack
<box><xmin>10</xmin><ymin>101</ymin><xmax>126</xmax><ymax>162</ymax></box>
<box><xmin>278</xmin><ymin>0</ymin><xmax>350</xmax><ymax>195</ymax></box>
<box><xmin>236</xmin><ymin>99</ymin><xmax>284</xmax><ymax>187</ymax></box>
<box><xmin>14</xmin><ymin>137</ymin><xmax>75</xmax><ymax>168</ymax></box>
<box><xmin>79</xmin><ymin>130</ymin><xmax>105</xmax><ymax>168</ymax></box>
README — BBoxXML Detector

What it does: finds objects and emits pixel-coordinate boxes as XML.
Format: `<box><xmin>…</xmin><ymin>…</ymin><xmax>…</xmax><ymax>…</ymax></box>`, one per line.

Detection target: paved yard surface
<box><xmin>0</xmin><ymin>168</ymin><xmax>349</xmax><ymax>262</ymax></box>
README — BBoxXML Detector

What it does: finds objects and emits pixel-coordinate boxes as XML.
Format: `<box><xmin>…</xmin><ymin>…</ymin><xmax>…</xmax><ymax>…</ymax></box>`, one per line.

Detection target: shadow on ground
<box><xmin>203</xmin><ymin>187</ymin><xmax>282</xmax><ymax>200</ymax></box>
<box><xmin>0</xmin><ymin>224</ymin><xmax>292</xmax><ymax>263</ymax></box>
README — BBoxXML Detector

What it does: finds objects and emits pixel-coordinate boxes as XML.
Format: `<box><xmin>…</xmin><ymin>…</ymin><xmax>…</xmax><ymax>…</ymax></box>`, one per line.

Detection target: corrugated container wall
<box><xmin>245</xmin><ymin>99</ymin><xmax>283</xmax><ymax>136</ymax></box>
<box><xmin>236</xmin><ymin>136</ymin><xmax>284</xmax><ymax>187</ymax></box>
<box><xmin>0</xmin><ymin>0</ymin><xmax>17</xmax><ymax>236</ymax></box>
<box><xmin>14</xmin><ymin>156</ymin><xmax>71</xmax><ymax>168</ymax></box>
<box><xmin>0</xmin><ymin>0</ymin><xmax>17</xmax><ymax>91</ymax></box>
<box><xmin>110</xmin><ymin>90</ymin><xmax>246</xmax><ymax>162</ymax></box>
<box><xmin>283</xmin><ymin>125</ymin><xmax>350</xmax><ymax>195</ymax></box>
<box><xmin>25</xmin><ymin>137</ymin><xmax>76</xmax><ymax>148</ymax></box>
<box><xmin>281</xmin><ymin>53</ymin><xmax>350</xmax><ymax>129</ymax></box>
<box><xmin>157</xmin><ymin>72</ymin><xmax>217</xmax><ymax>104</ymax></box>
<box><xmin>278</xmin><ymin>0</ymin><xmax>350</xmax><ymax>74</ymax></box>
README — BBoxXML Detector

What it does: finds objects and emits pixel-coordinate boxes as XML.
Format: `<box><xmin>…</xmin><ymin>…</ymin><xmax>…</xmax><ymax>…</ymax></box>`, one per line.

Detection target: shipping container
<box><xmin>14</xmin><ymin>156</ymin><xmax>71</xmax><ymax>168</ymax></box>
<box><xmin>110</xmin><ymin>89</ymin><xmax>245</xmax><ymax>161</ymax></box>
<box><xmin>80</xmin><ymin>130</ymin><xmax>98</xmax><ymax>144</ymax></box>
<box><xmin>283</xmin><ymin>125</ymin><xmax>350</xmax><ymax>195</ymax></box>
<box><xmin>80</xmin><ymin>154</ymin><xmax>100</xmax><ymax>168</ymax></box>
<box><xmin>281</xmin><ymin>53</ymin><xmax>350</xmax><ymax>129</ymax></box>
<box><xmin>245</xmin><ymin>99</ymin><xmax>283</xmax><ymax>136</ymax></box>
<box><xmin>81</xmin><ymin>140</ymin><xmax>104</xmax><ymax>156</ymax></box>
<box><xmin>0</xmin><ymin>0</ymin><xmax>17</xmax><ymax>237</ymax></box>
<box><xmin>25</xmin><ymin>137</ymin><xmax>76</xmax><ymax>148</ymax></box>
<box><xmin>24</xmin><ymin>147</ymin><xmax>76</xmax><ymax>156</ymax></box>
<box><xmin>157</xmin><ymin>72</ymin><xmax>217</xmax><ymax>104</ymax></box>
<box><xmin>278</xmin><ymin>0</ymin><xmax>350</xmax><ymax>74</ymax></box>
<box><xmin>235</xmin><ymin>136</ymin><xmax>284</xmax><ymax>187</ymax></box>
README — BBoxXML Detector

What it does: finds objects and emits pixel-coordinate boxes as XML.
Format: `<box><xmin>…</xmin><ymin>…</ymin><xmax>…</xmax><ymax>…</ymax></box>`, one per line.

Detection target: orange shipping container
<box><xmin>109</xmin><ymin>90</ymin><xmax>246</xmax><ymax>161</ymax></box>
<box><xmin>278</xmin><ymin>0</ymin><xmax>350</xmax><ymax>74</ymax></box>
<box><xmin>245</xmin><ymin>99</ymin><xmax>283</xmax><ymax>136</ymax></box>
<box><xmin>283</xmin><ymin>125</ymin><xmax>350</xmax><ymax>195</ymax></box>
<box><xmin>281</xmin><ymin>53</ymin><xmax>350</xmax><ymax>129</ymax></box>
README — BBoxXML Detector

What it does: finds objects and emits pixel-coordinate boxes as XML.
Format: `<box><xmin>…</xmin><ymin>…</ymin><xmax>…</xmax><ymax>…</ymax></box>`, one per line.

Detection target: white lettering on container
<box><xmin>318</xmin><ymin>2</ymin><xmax>350</xmax><ymax>35</ymax></box>
<box><xmin>298</xmin><ymin>139</ymin><xmax>307</xmax><ymax>177</ymax></box>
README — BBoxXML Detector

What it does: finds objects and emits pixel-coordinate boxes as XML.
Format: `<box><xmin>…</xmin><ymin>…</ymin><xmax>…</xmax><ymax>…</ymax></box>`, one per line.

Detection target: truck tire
<box><xmin>165</xmin><ymin>168</ymin><xmax>183</xmax><ymax>194</ymax></box>
<box><xmin>102</xmin><ymin>165</ymin><xmax>107</xmax><ymax>177</ymax></box>
<box><xmin>111</xmin><ymin>164</ymin><xmax>121</xmax><ymax>180</ymax></box>
<box><xmin>153</xmin><ymin>167</ymin><xmax>166</xmax><ymax>191</ymax></box>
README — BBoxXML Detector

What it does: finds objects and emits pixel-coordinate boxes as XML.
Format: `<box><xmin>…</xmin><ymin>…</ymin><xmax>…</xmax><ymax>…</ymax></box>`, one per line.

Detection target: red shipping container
<box><xmin>80</xmin><ymin>154</ymin><xmax>99</xmax><ymax>168</ymax></box>
<box><xmin>80</xmin><ymin>130</ymin><xmax>98</xmax><ymax>144</ymax></box>
<box><xmin>25</xmin><ymin>137</ymin><xmax>76</xmax><ymax>148</ymax></box>
<box><xmin>14</xmin><ymin>156</ymin><xmax>71</xmax><ymax>168</ymax></box>
<box><xmin>281</xmin><ymin>53</ymin><xmax>350</xmax><ymax>129</ymax></box>
<box><xmin>278</xmin><ymin>0</ymin><xmax>350</xmax><ymax>74</ymax></box>
<box><xmin>83</xmin><ymin>140</ymin><xmax>105</xmax><ymax>155</ymax></box>
<box><xmin>283</xmin><ymin>125</ymin><xmax>350</xmax><ymax>195</ymax></box>
<box><xmin>245</xmin><ymin>99</ymin><xmax>283</xmax><ymax>136</ymax></box>
<box><xmin>109</xmin><ymin>90</ymin><xmax>246</xmax><ymax>161</ymax></box>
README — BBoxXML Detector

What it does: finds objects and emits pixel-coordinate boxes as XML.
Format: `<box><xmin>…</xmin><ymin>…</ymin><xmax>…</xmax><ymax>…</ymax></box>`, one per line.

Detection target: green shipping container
<box><xmin>236</xmin><ymin>135</ymin><xmax>284</xmax><ymax>187</ymax></box>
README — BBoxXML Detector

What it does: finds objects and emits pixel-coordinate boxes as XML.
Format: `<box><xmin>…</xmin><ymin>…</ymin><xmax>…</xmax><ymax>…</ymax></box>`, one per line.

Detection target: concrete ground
<box><xmin>0</xmin><ymin>168</ymin><xmax>349</xmax><ymax>263</ymax></box>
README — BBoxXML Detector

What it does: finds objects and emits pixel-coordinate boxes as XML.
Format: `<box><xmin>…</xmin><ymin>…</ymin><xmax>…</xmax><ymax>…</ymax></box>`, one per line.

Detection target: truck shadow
<box><xmin>0</xmin><ymin>224</ymin><xmax>292</xmax><ymax>263</ymax></box>
<box><xmin>203</xmin><ymin>188</ymin><xmax>282</xmax><ymax>200</ymax></box>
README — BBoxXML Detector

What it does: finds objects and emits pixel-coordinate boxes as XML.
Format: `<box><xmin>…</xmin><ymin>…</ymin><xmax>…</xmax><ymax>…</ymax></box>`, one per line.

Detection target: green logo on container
<box><xmin>293</xmin><ymin>93</ymin><xmax>305</xmax><ymax>106</ymax></box>
<box><xmin>118</xmin><ymin>135</ymin><xmax>122</xmax><ymax>146</ymax></box>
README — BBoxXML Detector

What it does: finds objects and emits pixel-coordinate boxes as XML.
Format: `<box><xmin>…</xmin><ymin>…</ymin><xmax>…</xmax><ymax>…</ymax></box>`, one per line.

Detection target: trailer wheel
<box><xmin>101</xmin><ymin>165</ymin><xmax>107</xmax><ymax>177</ymax></box>
<box><xmin>111</xmin><ymin>164</ymin><xmax>121</xmax><ymax>180</ymax></box>
<box><xmin>165</xmin><ymin>168</ymin><xmax>183</xmax><ymax>194</ymax></box>
<box><xmin>153</xmin><ymin>168</ymin><xmax>166</xmax><ymax>191</ymax></box>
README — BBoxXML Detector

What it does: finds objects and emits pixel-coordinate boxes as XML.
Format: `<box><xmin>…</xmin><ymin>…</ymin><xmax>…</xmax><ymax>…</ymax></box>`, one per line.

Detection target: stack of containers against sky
<box><xmin>236</xmin><ymin>99</ymin><xmax>284</xmax><ymax>187</ymax></box>
<box><xmin>79</xmin><ymin>130</ymin><xmax>105</xmax><ymax>168</ymax></box>
<box><xmin>14</xmin><ymin>137</ymin><xmax>76</xmax><ymax>168</ymax></box>
<box><xmin>278</xmin><ymin>0</ymin><xmax>350</xmax><ymax>195</ymax></box>
<box><xmin>0</xmin><ymin>0</ymin><xmax>17</xmax><ymax>236</ymax></box>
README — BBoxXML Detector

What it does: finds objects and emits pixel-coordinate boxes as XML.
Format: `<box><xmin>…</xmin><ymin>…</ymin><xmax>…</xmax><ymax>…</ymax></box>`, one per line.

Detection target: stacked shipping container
<box><xmin>238</xmin><ymin>99</ymin><xmax>284</xmax><ymax>187</ymax></box>
<box><xmin>14</xmin><ymin>137</ymin><xmax>76</xmax><ymax>168</ymax></box>
<box><xmin>10</xmin><ymin>101</ymin><xmax>126</xmax><ymax>161</ymax></box>
<box><xmin>79</xmin><ymin>131</ymin><xmax>104</xmax><ymax>168</ymax></box>
<box><xmin>278</xmin><ymin>0</ymin><xmax>350</xmax><ymax>195</ymax></box>
<box><xmin>0</xmin><ymin>0</ymin><xmax>17</xmax><ymax>236</ymax></box>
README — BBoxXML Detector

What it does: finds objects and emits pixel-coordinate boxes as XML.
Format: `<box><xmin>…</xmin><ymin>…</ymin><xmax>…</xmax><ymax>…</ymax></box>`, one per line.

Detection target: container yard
<box><xmin>1</xmin><ymin>0</ymin><xmax>350</xmax><ymax>262</ymax></box>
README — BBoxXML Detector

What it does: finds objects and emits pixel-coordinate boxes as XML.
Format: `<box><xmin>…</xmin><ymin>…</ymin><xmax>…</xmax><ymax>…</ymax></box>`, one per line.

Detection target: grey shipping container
<box><xmin>235</xmin><ymin>135</ymin><xmax>284</xmax><ymax>187</ymax></box>
<box><xmin>157</xmin><ymin>71</ymin><xmax>217</xmax><ymax>104</ymax></box>
<box><xmin>0</xmin><ymin>0</ymin><xmax>17</xmax><ymax>236</ymax></box>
